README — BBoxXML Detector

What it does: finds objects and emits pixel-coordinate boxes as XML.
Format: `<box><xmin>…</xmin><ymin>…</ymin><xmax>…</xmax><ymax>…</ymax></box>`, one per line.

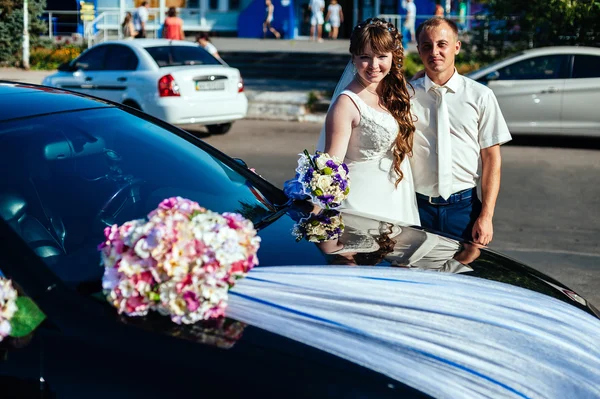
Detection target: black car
<box><xmin>0</xmin><ymin>82</ymin><xmax>599</xmax><ymax>398</ymax></box>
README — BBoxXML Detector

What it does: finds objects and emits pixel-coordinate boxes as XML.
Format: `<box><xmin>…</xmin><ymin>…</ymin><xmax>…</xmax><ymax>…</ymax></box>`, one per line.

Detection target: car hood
<box><xmin>254</xmin><ymin>201</ymin><xmax>599</xmax><ymax>318</ymax></box>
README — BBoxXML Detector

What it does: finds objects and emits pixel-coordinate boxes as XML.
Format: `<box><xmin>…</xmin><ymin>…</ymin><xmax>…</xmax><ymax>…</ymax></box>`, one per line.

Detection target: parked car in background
<box><xmin>0</xmin><ymin>82</ymin><xmax>599</xmax><ymax>398</ymax></box>
<box><xmin>467</xmin><ymin>46</ymin><xmax>600</xmax><ymax>137</ymax></box>
<box><xmin>41</xmin><ymin>39</ymin><xmax>247</xmax><ymax>134</ymax></box>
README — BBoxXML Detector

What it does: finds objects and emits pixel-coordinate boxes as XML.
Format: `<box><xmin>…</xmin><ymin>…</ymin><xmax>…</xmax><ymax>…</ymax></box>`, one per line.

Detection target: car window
<box><xmin>572</xmin><ymin>54</ymin><xmax>600</xmax><ymax>78</ymax></box>
<box><xmin>104</xmin><ymin>45</ymin><xmax>139</xmax><ymax>71</ymax></box>
<box><xmin>496</xmin><ymin>55</ymin><xmax>568</xmax><ymax>80</ymax></box>
<box><xmin>0</xmin><ymin>108</ymin><xmax>273</xmax><ymax>286</ymax></box>
<box><xmin>74</xmin><ymin>46</ymin><xmax>109</xmax><ymax>71</ymax></box>
<box><xmin>145</xmin><ymin>45</ymin><xmax>221</xmax><ymax>67</ymax></box>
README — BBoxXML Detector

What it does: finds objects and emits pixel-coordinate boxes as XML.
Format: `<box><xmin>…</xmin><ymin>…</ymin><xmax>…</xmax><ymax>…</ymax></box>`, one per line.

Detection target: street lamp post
<box><xmin>23</xmin><ymin>0</ymin><xmax>30</xmax><ymax>69</ymax></box>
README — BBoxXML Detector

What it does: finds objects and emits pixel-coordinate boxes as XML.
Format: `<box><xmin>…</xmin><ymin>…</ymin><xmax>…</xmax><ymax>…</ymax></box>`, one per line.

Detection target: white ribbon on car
<box><xmin>229</xmin><ymin>266</ymin><xmax>600</xmax><ymax>398</ymax></box>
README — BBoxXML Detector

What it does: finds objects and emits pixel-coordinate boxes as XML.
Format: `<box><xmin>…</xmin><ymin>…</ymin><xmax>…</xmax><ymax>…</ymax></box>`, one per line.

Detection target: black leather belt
<box><xmin>416</xmin><ymin>188</ymin><xmax>476</xmax><ymax>206</ymax></box>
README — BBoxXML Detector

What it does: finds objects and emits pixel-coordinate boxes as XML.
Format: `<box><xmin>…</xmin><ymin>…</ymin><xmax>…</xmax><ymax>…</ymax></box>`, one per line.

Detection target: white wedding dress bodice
<box><xmin>339</xmin><ymin>90</ymin><xmax>420</xmax><ymax>225</ymax></box>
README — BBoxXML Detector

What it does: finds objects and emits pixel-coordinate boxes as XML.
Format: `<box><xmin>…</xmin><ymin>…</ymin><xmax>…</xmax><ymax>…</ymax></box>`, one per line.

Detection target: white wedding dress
<box><xmin>334</xmin><ymin>90</ymin><xmax>420</xmax><ymax>225</ymax></box>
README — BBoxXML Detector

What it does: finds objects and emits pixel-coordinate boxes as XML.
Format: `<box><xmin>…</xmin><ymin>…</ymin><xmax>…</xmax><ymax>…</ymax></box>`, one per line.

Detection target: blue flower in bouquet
<box><xmin>295</xmin><ymin>150</ymin><xmax>350</xmax><ymax>209</ymax></box>
<box><xmin>292</xmin><ymin>209</ymin><xmax>345</xmax><ymax>243</ymax></box>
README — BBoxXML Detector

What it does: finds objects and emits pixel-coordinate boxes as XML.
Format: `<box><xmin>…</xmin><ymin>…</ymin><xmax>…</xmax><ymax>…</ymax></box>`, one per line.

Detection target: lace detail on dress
<box><xmin>340</xmin><ymin>90</ymin><xmax>399</xmax><ymax>162</ymax></box>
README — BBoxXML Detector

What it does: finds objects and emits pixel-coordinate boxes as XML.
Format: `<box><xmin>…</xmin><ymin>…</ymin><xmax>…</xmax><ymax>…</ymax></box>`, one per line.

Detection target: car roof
<box><xmin>100</xmin><ymin>39</ymin><xmax>200</xmax><ymax>49</ymax></box>
<box><xmin>520</xmin><ymin>46</ymin><xmax>600</xmax><ymax>56</ymax></box>
<box><xmin>0</xmin><ymin>82</ymin><xmax>112</xmax><ymax>122</ymax></box>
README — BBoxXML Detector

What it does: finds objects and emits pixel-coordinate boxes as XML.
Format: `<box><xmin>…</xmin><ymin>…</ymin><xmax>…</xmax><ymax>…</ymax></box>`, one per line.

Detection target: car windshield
<box><xmin>0</xmin><ymin>107</ymin><xmax>274</xmax><ymax>286</ymax></box>
<box><xmin>145</xmin><ymin>45</ymin><xmax>222</xmax><ymax>67</ymax></box>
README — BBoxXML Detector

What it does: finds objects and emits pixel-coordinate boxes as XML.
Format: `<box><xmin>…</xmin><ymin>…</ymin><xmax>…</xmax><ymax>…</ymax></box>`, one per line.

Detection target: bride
<box><xmin>316</xmin><ymin>18</ymin><xmax>420</xmax><ymax>225</ymax></box>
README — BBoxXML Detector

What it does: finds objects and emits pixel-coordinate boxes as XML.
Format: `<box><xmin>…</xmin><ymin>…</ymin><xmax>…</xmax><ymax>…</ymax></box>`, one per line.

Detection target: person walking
<box><xmin>196</xmin><ymin>32</ymin><xmax>221</xmax><ymax>59</ymax></box>
<box><xmin>133</xmin><ymin>1</ymin><xmax>149</xmax><ymax>38</ymax></box>
<box><xmin>434</xmin><ymin>0</ymin><xmax>444</xmax><ymax>17</ymax></box>
<box><xmin>309</xmin><ymin>0</ymin><xmax>325</xmax><ymax>42</ymax></box>
<box><xmin>403</xmin><ymin>0</ymin><xmax>416</xmax><ymax>43</ymax></box>
<box><xmin>325</xmin><ymin>0</ymin><xmax>344</xmax><ymax>39</ymax></box>
<box><xmin>121</xmin><ymin>12</ymin><xmax>137</xmax><ymax>39</ymax></box>
<box><xmin>263</xmin><ymin>0</ymin><xmax>282</xmax><ymax>39</ymax></box>
<box><xmin>162</xmin><ymin>7</ymin><xmax>185</xmax><ymax>40</ymax></box>
<box><xmin>410</xmin><ymin>17</ymin><xmax>512</xmax><ymax>245</ymax></box>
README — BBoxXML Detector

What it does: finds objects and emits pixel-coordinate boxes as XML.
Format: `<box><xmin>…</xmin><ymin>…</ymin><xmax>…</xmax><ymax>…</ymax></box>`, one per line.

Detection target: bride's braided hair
<box><xmin>350</xmin><ymin>18</ymin><xmax>415</xmax><ymax>186</ymax></box>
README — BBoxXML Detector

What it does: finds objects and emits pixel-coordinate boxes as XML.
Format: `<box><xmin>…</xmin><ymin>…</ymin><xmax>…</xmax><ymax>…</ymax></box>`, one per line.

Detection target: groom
<box><xmin>409</xmin><ymin>17</ymin><xmax>512</xmax><ymax>245</ymax></box>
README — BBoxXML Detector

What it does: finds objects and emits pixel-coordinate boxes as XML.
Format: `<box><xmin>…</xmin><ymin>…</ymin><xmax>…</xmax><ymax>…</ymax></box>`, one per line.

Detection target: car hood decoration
<box><xmin>227</xmin><ymin>265</ymin><xmax>600</xmax><ymax>398</ymax></box>
<box><xmin>99</xmin><ymin>197</ymin><xmax>260</xmax><ymax>324</ymax></box>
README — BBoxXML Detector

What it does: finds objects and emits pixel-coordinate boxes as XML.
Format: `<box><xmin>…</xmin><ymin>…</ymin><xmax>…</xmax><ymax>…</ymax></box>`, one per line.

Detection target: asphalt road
<box><xmin>190</xmin><ymin>119</ymin><xmax>600</xmax><ymax>308</ymax></box>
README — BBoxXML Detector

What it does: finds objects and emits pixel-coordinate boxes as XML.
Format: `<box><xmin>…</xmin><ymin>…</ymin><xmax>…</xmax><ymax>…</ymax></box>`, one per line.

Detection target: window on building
<box><xmin>209</xmin><ymin>0</ymin><xmax>218</xmax><ymax>10</ymax></box>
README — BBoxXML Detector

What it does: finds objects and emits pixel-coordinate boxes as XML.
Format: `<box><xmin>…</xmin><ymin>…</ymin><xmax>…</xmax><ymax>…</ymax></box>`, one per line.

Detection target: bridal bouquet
<box><xmin>99</xmin><ymin>197</ymin><xmax>261</xmax><ymax>324</ymax></box>
<box><xmin>295</xmin><ymin>150</ymin><xmax>350</xmax><ymax>209</ymax></box>
<box><xmin>0</xmin><ymin>277</ymin><xmax>46</xmax><ymax>342</ymax></box>
<box><xmin>292</xmin><ymin>209</ymin><xmax>345</xmax><ymax>243</ymax></box>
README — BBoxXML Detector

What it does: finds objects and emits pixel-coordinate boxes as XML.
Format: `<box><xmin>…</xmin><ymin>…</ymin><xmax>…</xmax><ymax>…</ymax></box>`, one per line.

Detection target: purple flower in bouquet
<box><xmin>295</xmin><ymin>150</ymin><xmax>350</xmax><ymax>209</ymax></box>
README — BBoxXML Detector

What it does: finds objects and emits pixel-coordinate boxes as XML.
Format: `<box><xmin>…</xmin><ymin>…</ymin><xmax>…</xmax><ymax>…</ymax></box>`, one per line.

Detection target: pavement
<box><xmin>0</xmin><ymin>37</ymin><xmax>419</xmax><ymax>123</ymax></box>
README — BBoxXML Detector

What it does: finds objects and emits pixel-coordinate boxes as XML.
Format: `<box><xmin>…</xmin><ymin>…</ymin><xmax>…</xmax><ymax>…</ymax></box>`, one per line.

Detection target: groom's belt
<box><xmin>416</xmin><ymin>188</ymin><xmax>476</xmax><ymax>206</ymax></box>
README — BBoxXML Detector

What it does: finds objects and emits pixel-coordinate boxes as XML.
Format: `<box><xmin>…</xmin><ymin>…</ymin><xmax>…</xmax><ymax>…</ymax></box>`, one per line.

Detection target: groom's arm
<box><xmin>472</xmin><ymin>145</ymin><xmax>501</xmax><ymax>246</ymax></box>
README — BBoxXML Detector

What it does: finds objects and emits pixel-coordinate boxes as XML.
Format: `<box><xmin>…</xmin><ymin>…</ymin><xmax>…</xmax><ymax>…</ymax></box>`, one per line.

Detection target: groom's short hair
<box><xmin>416</xmin><ymin>17</ymin><xmax>459</xmax><ymax>44</ymax></box>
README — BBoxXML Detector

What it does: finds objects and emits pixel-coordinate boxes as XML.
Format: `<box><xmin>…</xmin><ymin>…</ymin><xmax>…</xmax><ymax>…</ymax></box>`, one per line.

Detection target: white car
<box><xmin>467</xmin><ymin>46</ymin><xmax>600</xmax><ymax>137</ymax></box>
<box><xmin>42</xmin><ymin>39</ymin><xmax>247</xmax><ymax>134</ymax></box>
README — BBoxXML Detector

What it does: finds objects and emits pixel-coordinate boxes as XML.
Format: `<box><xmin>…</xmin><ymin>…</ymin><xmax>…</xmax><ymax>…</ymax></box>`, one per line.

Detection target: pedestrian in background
<box><xmin>402</xmin><ymin>0</ymin><xmax>416</xmax><ymax>43</ymax></box>
<box><xmin>434</xmin><ymin>0</ymin><xmax>444</xmax><ymax>16</ymax></box>
<box><xmin>309</xmin><ymin>0</ymin><xmax>325</xmax><ymax>42</ymax></box>
<box><xmin>121</xmin><ymin>12</ymin><xmax>137</xmax><ymax>39</ymax></box>
<box><xmin>263</xmin><ymin>0</ymin><xmax>282</xmax><ymax>39</ymax></box>
<box><xmin>196</xmin><ymin>32</ymin><xmax>221</xmax><ymax>59</ymax></box>
<box><xmin>162</xmin><ymin>7</ymin><xmax>185</xmax><ymax>40</ymax></box>
<box><xmin>133</xmin><ymin>1</ymin><xmax>149</xmax><ymax>38</ymax></box>
<box><xmin>325</xmin><ymin>0</ymin><xmax>344</xmax><ymax>39</ymax></box>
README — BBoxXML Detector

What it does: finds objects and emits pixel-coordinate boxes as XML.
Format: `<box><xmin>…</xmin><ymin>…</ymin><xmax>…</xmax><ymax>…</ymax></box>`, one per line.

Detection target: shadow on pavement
<box><xmin>507</xmin><ymin>135</ymin><xmax>600</xmax><ymax>150</ymax></box>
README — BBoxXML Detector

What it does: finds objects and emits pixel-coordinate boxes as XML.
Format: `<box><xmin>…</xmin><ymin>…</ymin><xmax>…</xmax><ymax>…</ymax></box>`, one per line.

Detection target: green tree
<box><xmin>0</xmin><ymin>0</ymin><xmax>48</xmax><ymax>66</ymax></box>
<box><xmin>480</xmin><ymin>0</ymin><xmax>600</xmax><ymax>48</ymax></box>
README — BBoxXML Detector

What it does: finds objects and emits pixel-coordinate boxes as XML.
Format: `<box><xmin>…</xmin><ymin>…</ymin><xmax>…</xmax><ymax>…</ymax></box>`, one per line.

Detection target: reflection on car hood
<box><xmin>0</xmin><ymin>82</ymin><xmax>111</xmax><ymax>121</ymax></box>
<box><xmin>254</xmin><ymin>202</ymin><xmax>599</xmax><ymax>318</ymax></box>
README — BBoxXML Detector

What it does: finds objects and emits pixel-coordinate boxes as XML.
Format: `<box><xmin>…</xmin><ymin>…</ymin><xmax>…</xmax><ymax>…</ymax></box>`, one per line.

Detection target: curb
<box><xmin>245</xmin><ymin>89</ymin><xmax>327</xmax><ymax>123</ymax></box>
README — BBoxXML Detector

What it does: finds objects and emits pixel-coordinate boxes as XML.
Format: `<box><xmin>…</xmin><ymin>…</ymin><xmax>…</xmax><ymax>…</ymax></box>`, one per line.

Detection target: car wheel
<box><xmin>206</xmin><ymin>123</ymin><xmax>232</xmax><ymax>135</ymax></box>
<box><xmin>123</xmin><ymin>100</ymin><xmax>141</xmax><ymax>111</ymax></box>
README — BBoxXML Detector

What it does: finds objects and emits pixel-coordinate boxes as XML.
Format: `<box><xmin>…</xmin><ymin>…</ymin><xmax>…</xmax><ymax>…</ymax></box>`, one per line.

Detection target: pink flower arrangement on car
<box><xmin>98</xmin><ymin>197</ymin><xmax>261</xmax><ymax>324</ymax></box>
<box><xmin>0</xmin><ymin>278</ymin><xmax>18</xmax><ymax>342</ymax></box>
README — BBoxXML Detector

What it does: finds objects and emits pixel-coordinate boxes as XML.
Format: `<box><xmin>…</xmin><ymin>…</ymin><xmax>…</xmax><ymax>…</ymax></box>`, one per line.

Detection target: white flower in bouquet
<box><xmin>295</xmin><ymin>150</ymin><xmax>350</xmax><ymax>209</ymax></box>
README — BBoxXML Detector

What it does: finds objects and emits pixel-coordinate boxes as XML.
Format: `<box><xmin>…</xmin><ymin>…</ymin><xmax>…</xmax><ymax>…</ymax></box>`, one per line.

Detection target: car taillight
<box><xmin>158</xmin><ymin>74</ymin><xmax>180</xmax><ymax>97</ymax></box>
<box><xmin>237</xmin><ymin>76</ymin><xmax>244</xmax><ymax>93</ymax></box>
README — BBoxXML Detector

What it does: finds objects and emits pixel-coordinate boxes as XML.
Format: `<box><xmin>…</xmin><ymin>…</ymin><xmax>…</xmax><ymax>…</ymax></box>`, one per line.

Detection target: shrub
<box><xmin>30</xmin><ymin>44</ymin><xmax>82</xmax><ymax>70</ymax></box>
<box><xmin>0</xmin><ymin>0</ymin><xmax>48</xmax><ymax>66</ymax></box>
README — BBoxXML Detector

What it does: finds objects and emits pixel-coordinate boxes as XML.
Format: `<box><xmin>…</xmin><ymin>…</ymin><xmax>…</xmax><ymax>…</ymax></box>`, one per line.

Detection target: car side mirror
<box><xmin>486</xmin><ymin>71</ymin><xmax>500</xmax><ymax>82</ymax></box>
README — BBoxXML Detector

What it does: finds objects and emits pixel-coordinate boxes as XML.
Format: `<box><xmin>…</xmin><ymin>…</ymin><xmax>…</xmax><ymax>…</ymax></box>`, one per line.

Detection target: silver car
<box><xmin>467</xmin><ymin>46</ymin><xmax>600</xmax><ymax>137</ymax></box>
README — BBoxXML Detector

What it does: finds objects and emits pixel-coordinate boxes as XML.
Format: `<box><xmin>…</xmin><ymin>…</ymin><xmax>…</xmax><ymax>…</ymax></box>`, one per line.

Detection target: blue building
<box><xmin>50</xmin><ymin>0</ymin><xmax>480</xmax><ymax>39</ymax></box>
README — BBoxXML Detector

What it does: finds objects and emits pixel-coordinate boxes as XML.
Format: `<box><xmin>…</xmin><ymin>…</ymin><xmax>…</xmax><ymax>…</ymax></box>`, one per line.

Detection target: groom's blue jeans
<box><xmin>416</xmin><ymin>188</ymin><xmax>481</xmax><ymax>241</ymax></box>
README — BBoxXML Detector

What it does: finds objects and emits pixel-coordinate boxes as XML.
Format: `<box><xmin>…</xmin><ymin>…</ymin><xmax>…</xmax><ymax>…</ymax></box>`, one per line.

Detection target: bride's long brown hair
<box><xmin>350</xmin><ymin>18</ymin><xmax>415</xmax><ymax>186</ymax></box>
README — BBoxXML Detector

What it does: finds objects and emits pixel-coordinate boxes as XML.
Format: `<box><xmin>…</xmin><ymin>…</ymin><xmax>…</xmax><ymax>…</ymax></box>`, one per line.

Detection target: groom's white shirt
<box><xmin>409</xmin><ymin>71</ymin><xmax>512</xmax><ymax>197</ymax></box>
